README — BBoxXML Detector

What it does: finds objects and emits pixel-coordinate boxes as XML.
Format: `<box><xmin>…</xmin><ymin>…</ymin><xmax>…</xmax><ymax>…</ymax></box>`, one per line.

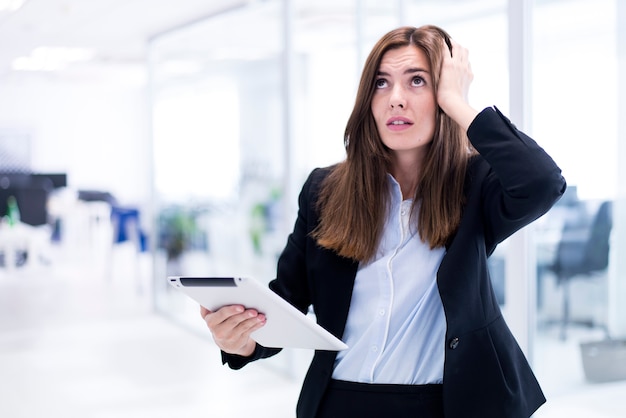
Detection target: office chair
<box><xmin>549</xmin><ymin>200</ymin><xmax>613</xmax><ymax>340</ymax></box>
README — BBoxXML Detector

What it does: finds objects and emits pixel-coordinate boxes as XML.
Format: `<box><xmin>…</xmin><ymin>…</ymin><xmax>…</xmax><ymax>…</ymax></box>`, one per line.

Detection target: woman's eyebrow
<box><xmin>376</xmin><ymin>67</ymin><xmax>430</xmax><ymax>77</ymax></box>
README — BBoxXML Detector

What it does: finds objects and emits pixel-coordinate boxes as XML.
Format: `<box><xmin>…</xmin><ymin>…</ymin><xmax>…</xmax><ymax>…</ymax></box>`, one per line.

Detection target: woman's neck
<box><xmin>392</xmin><ymin>173</ymin><xmax>418</xmax><ymax>200</ymax></box>
<box><xmin>389</xmin><ymin>151</ymin><xmax>425</xmax><ymax>200</ymax></box>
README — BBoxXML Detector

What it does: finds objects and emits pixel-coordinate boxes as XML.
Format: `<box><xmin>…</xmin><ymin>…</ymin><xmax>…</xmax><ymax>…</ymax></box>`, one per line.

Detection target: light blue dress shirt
<box><xmin>332</xmin><ymin>174</ymin><xmax>446</xmax><ymax>385</ymax></box>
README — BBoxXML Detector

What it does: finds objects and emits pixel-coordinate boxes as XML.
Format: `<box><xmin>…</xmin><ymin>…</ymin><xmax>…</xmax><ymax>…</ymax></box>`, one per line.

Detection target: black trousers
<box><xmin>316</xmin><ymin>379</ymin><xmax>444</xmax><ymax>418</ymax></box>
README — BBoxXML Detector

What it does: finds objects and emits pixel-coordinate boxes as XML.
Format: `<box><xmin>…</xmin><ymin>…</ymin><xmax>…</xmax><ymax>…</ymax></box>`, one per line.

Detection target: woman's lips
<box><xmin>386</xmin><ymin>117</ymin><xmax>413</xmax><ymax>131</ymax></box>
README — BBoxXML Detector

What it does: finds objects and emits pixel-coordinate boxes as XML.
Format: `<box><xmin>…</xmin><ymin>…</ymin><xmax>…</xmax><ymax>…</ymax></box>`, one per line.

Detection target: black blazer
<box><xmin>223</xmin><ymin>107</ymin><xmax>566</xmax><ymax>418</ymax></box>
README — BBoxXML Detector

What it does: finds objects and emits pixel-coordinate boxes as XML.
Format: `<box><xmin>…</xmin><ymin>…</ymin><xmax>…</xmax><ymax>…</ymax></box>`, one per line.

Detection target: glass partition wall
<box><xmin>149</xmin><ymin>2</ymin><xmax>286</xmax><ymax>334</ymax></box>
<box><xmin>148</xmin><ymin>0</ymin><xmax>625</xmax><ymax>412</ymax></box>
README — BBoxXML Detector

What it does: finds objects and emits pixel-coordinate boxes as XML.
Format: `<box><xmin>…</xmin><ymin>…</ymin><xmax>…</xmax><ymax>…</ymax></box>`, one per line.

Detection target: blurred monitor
<box><xmin>0</xmin><ymin>172</ymin><xmax>67</xmax><ymax>226</ymax></box>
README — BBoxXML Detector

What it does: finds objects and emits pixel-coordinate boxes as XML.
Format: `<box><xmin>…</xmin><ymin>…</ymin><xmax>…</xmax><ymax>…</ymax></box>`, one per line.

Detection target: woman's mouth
<box><xmin>387</xmin><ymin>117</ymin><xmax>413</xmax><ymax>131</ymax></box>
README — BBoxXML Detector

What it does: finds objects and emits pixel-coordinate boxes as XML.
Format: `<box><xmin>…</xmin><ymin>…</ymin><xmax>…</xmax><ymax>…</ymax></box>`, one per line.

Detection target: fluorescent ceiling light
<box><xmin>0</xmin><ymin>0</ymin><xmax>26</xmax><ymax>12</ymax></box>
<box><xmin>12</xmin><ymin>46</ymin><xmax>96</xmax><ymax>72</ymax></box>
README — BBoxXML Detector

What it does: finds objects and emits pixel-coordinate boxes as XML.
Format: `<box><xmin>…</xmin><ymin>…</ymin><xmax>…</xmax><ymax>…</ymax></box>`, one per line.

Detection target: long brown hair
<box><xmin>312</xmin><ymin>25</ymin><xmax>473</xmax><ymax>262</ymax></box>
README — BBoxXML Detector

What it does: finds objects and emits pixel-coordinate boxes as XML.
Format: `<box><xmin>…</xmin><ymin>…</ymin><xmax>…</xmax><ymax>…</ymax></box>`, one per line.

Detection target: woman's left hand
<box><xmin>437</xmin><ymin>38</ymin><xmax>478</xmax><ymax>131</ymax></box>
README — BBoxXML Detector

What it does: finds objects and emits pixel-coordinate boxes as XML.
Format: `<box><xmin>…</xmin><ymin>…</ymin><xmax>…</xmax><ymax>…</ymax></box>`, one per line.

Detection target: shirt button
<box><xmin>449</xmin><ymin>337</ymin><xmax>460</xmax><ymax>350</ymax></box>
<box><xmin>379</xmin><ymin>309</ymin><xmax>385</xmax><ymax>316</ymax></box>
<box><xmin>372</xmin><ymin>345</ymin><xmax>378</xmax><ymax>352</ymax></box>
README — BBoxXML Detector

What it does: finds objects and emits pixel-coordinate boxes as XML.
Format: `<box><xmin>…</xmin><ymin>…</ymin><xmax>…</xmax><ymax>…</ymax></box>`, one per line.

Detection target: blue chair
<box><xmin>110</xmin><ymin>205</ymin><xmax>147</xmax><ymax>252</ymax></box>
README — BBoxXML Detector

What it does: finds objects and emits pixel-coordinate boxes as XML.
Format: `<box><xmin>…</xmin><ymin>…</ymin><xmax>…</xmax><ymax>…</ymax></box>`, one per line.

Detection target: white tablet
<box><xmin>168</xmin><ymin>276</ymin><xmax>348</xmax><ymax>351</ymax></box>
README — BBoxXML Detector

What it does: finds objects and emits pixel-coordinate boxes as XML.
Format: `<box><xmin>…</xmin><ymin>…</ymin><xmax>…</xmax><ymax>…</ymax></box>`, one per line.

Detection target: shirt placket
<box><xmin>365</xmin><ymin>200</ymin><xmax>410</xmax><ymax>382</ymax></box>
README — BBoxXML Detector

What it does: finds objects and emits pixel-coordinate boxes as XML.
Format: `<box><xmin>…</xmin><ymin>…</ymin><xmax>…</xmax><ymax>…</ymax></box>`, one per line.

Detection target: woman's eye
<box><xmin>375</xmin><ymin>79</ymin><xmax>387</xmax><ymax>88</ymax></box>
<box><xmin>412</xmin><ymin>76</ymin><xmax>425</xmax><ymax>86</ymax></box>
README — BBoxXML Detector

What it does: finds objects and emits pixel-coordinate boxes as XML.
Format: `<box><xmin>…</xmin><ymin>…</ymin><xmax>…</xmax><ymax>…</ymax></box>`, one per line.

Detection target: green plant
<box><xmin>158</xmin><ymin>206</ymin><xmax>199</xmax><ymax>260</ymax></box>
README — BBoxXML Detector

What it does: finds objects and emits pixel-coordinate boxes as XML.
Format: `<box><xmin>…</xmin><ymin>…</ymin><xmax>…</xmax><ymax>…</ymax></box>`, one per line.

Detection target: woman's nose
<box><xmin>390</xmin><ymin>86</ymin><xmax>406</xmax><ymax>109</ymax></box>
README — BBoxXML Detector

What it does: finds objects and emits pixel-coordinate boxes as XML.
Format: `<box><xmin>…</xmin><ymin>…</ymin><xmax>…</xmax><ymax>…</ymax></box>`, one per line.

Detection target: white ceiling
<box><xmin>0</xmin><ymin>0</ymin><xmax>503</xmax><ymax>81</ymax></box>
<box><xmin>0</xmin><ymin>0</ymin><xmax>252</xmax><ymax>78</ymax></box>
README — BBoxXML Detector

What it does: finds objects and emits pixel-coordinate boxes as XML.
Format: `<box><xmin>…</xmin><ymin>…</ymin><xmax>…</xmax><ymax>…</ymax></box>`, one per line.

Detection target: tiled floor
<box><xmin>0</xmin><ymin>244</ymin><xmax>624</xmax><ymax>417</ymax></box>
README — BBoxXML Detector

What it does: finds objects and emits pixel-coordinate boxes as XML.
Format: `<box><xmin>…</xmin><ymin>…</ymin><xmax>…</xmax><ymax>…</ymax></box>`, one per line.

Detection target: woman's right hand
<box><xmin>200</xmin><ymin>305</ymin><xmax>266</xmax><ymax>357</ymax></box>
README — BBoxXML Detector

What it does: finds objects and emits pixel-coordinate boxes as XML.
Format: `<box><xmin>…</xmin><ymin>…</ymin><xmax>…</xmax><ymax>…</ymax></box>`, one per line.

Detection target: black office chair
<box><xmin>549</xmin><ymin>200</ymin><xmax>613</xmax><ymax>340</ymax></box>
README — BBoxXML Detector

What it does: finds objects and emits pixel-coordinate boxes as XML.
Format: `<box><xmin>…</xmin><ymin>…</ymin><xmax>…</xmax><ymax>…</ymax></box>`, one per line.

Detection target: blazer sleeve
<box><xmin>467</xmin><ymin>106</ymin><xmax>566</xmax><ymax>247</ymax></box>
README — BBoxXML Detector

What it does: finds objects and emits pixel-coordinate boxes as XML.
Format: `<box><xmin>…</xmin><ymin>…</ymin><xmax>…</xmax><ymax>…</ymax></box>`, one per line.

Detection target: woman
<box><xmin>201</xmin><ymin>25</ymin><xmax>566</xmax><ymax>417</ymax></box>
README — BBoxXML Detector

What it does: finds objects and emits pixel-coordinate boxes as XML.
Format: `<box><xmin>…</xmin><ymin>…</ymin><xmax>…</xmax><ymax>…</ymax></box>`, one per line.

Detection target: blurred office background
<box><xmin>1</xmin><ymin>0</ymin><xmax>625</xmax><ymax>416</ymax></box>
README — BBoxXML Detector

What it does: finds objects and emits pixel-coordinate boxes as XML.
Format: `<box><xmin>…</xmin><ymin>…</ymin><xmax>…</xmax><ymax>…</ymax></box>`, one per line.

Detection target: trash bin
<box><xmin>580</xmin><ymin>339</ymin><xmax>626</xmax><ymax>383</ymax></box>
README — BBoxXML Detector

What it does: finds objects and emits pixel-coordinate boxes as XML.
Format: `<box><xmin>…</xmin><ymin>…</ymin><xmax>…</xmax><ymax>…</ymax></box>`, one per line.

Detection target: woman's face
<box><xmin>371</xmin><ymin>45</ymin><xmax>437</xmax><ymax>164</ymax></box>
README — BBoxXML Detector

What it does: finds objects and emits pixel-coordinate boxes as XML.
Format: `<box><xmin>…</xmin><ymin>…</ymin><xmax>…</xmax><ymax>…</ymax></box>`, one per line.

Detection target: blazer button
<box><xmin>449</xmin><ymin>337</ymin><xmax>460</xmax><ymax>349</ymax></box>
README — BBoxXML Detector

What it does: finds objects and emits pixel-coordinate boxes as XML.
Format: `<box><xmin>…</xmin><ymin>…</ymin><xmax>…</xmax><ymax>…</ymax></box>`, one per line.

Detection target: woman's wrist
<box><xmin>237</xmin><ymin>339</ymin><xmax>257</xmax><ymax>357</ymax></box>
<box><xmin>440</xmin><ymin>98</ymin><xmax>478</xmax><ymax>132</ymax></box>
